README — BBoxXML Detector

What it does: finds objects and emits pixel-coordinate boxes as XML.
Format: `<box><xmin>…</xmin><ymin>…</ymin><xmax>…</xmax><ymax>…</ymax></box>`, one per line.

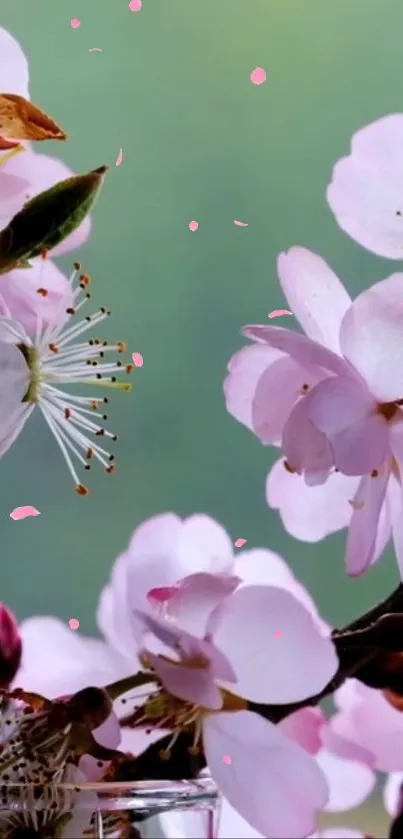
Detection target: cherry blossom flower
<box><xmin>0</xmin><ymin>264</ymin><xmax>132</xmax><ymax>493</ymax></box>
<box><xmin>0</xmin><ymin>27</ymin><xmax>91</xmax><ymax>336</ymax></box>
<box><xmin>130</xmin><ymin>583</ymin><xmax>338</xmax><ymax>838</ymax></box>
<box><xmin>327</xmin><ymin>114</ymin><xmax>403</xmax><ymax>259</ymax></box>
<box><xmin>224</xmin><ymin>247</ymin><xmax>403</xmax><ymax>575</ymax></box>
<box><xmin>158</xmin><ymin>705</ymin><xmax>374</xmax><ymax>839</ymax></box>
<box><xmin>12</xmin><ymin>514</ymin><xmax>329</xmax><ymax>754</ymax></box>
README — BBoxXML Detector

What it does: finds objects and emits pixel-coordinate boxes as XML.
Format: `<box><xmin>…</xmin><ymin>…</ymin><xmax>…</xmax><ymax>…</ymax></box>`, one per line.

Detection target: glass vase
<box><xmin>0</xmin><ymin>775</ymin><xmax>220</xmax><ymax>838</ymax></box>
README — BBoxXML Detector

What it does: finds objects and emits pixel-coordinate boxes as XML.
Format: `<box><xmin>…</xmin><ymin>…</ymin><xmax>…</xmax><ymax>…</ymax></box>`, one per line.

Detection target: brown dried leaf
<box><xmin>0</xmin><ymin>93</ymin><xmax>66</xmax><ymax>141</ymax></box>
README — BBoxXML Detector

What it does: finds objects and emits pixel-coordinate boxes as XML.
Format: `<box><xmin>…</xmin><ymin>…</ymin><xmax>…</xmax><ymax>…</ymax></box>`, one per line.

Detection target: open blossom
<box><xmin>0</xmin><ymin>27</ymin><xmax>91</xmax><ymax>335</ymax></box>
<box><xmin>130</xmin><ymin>581</ymin><xmax>338</xmax><ymax>838</ymax></box>
<box><xmin>11</xmin><ymin>513</ymin><xmax>329</xmax><ymax>756</ymax></box>
<box><xmin>159</xmin><ymin>703</ymin><xmax>374</xmax><ymax>839</ymax></box>
<box><xmin>327</xmin><ymin>114</ymin><xmax>403</xmax><ymax>259</ymax></box>
<box><xmin>0</xmin><ymin>263</ymin><xmax>132</xmax><ymax>493</ymax></box>
<box><xmin>224</xmin><ymin>247</ymin><xmax>403</xmax><ymax>575</ymax></box>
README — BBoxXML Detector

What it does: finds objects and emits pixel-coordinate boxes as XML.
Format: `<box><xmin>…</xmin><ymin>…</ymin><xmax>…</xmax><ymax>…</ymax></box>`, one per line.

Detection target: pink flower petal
<box><xmin>224</xmin><ymin>343</ymin><xmax>284</xmax><ymax>432</ymax></box>
<box><xmin>10</xmin><ymin>505</ymin><xmax>40</xmax><ymax>521</ymax></box>
<box><xmin>189</xmin><ymin>220</ymin><xmax>199</xmax><ymax>231</ymax></box>
<box><xmin>165</xmin><ymin>571</ymin><xmax>240</xmax><ymax>637</ymax></box>
<box><xmin>129</xmin><ymin>0</ymin><xmax>142</xmax><ymax>10</ymax></box>
<box><xmin>268</xmin><ymin>309</ymin><xmax>293</xmax><ymax>319</ymax></box>
<box><xmin>208</xmin><ymin>585</ymin><xmax>338</xmax><ymax>703</ymax></box>
<box><xmin>327</xmin><ymin>114</ymin><xmax>403</xmax><ymax>259</ymax></box>
<box><xmin>304</xmin><ymin>376</ymin><xmax>389</xmax><ymax>476</ymax></box>
<box><xmin>233</xmin><ymin>548</ymin><xmax>327</xmax><ymax>632</ymax></box>
<box><xmin>70</xmin><ymin>18</ymin><xmax>81</xmax><ymax>28</ymax></box>
<box><xmin>277</xmin><ymin>248</ymin><xmax>351</xmax><ymax>354</ymax></box>
<box><xmin>234</xmin><ymin>538</ymin><xmax>247</xmax><ymax>547</ymax></box>
<box><xmin>233</xmin><ymin>220</ymin><xmax>248</xmax><ymax>227</ymax></box>
<box><xmin>131</xmin><ymin>351</ymin><xmax>143</xmax><ymax>367</ymax></box>
<box><xmin>115</xmin><ymin>148</ymin><xmax>123</xmax><ymax>167</ymax></box>
<box><xmin>0</xmin><ymin>259</ymin><xmax>72</xmax><ymax>337</ymax></box>
<box><xmin>203</xmin><ymin>710</ymin><xmax>328</xmax><ymax>838</ymax></box>
<box><xmin>384</xmin><ymin>772</ymin><xmax>403</xmax><ymax>818</ymax></box>
<box><xmin>281</xmin><ymin>707</ymin><xmax>325</xmax><ymax>755</ymax></box>
<box><xmin>339</xmin><ymin>288</ymin><xmax>403</xmax><ymax>401</ymax></box>
<box><xmin>136</xmin><ymin>609</ymin><xmax>237</xmax><ymax>684</ymax></box>
<box><xmin>330</xmin><ymin>681</ymin><xmax>403</xmax><ymax>772</ymax></box>
<box><xmin>0</xmin><ymin>27</ymin><xmax>29</xmax><ymax>98</ymax></box>
<box><xmin>68</xmin><ymin>618</ymin><xmax>80</xmax><ymax>630</ymax></box>
<box><xmin>147</xmin><ymin>652</ymin><xmax>223</xmax><ymax>710</ymax></box>
<box><xmin>243</xmin><ymin>325</ymin><xmax>353</xmax><ymax>378</ymax></box>
<box><xmin>344</xmin><ymin>470</ymin><xmax>389</xmax><ymax>575</ymax></box>
<box><xmin>267</xmin><ymin>457</ymin><xmax>358</xmax><ymax>542</ymax></box>
<box><xmin>315</xmin><ymin>748</ymin><xmax>375</xmax><ymax>812</ymax></box>
<box><xmin>282</xmin><ymin>395</ymin><xmax>334</xmax><ymax>478</ymax></box>
<box><xmin>252</xmin><ymin>355</ymin><xmax>325</xmax><ymax>445</ymax></box>
<box><xmin>250</xmin><ymin>67</ymin><xmax>266</xmax><ymax>85</ymax></box>
<box><xmin>146</xmin><ymin>585</ymin><xmax>179</xmax><ymax>606</ymax></box>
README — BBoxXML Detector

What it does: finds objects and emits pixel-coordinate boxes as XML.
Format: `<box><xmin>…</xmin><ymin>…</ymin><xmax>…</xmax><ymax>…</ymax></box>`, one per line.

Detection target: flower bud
<box><xmin>0</xmin><ymin>603</ymin><xmax>22</xmax><ymax>687</ymax></box>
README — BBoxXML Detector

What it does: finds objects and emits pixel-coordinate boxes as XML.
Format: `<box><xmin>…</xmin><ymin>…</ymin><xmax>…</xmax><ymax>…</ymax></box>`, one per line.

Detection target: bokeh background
<box><xmin>1</xmin><ymin>0</ymin><xmax>403</xmax><ymax>832</ymax></box>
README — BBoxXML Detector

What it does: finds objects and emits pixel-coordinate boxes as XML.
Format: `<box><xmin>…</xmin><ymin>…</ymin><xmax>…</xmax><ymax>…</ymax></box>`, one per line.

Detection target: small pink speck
<box><xmin>268</xmin><ymin>309</ymin><xmax>293</xmax><ymax>319</ymax></box>
<box><xmin>274</xmin><ymin>630</ymin><xmax>282</xmax><ymax>639</ymax></box>
<box><xmin>132</xmin><ymin>352</ymin><xmax>144</xmax><ymax>367</ymax></box>
<box><xmin>129</xmin><ymin>0</ymin><xmax>142</xmax><ymax>10</ymax></box>
<box><xmin>188</xmin><ymin>220</ymin><xmax>199</xmax><ymax>232</ymax></box>
<box><xmin>250</xmin><ymin>67</ymin><xmax>266</xmax><ymax>86</ymax></box>
<box><xmin>69</xmin><ymin>618</ymin><xmax>80</xmax><ymax>631</ymax></box>
<box><xmin>116</xmin><ymin>148</ymin><xmax>123</xmax><ymax>167</ymax></box>
<box><xmin>222</xmin><ymin>754</ymin><xmax>232</xmax><ymax>765</ymax></box>
<box><xmin>70</xmin><ymin>18</ymin><xmax>81</xmax><ymax>28</ymax></box>
<box><xmin>10</xmin><ymin>506</ymin><xmax>40</xmax><ymax>521</ymax></box>
<box><xmin>234</xmin><ymin>538</ymin><xmax>247</xmax><ymax>548</ymax></box>
<box><xmin>233</xmin><ymin>220</ymin><xmax>248</xmax><ymax>227</ymax></box>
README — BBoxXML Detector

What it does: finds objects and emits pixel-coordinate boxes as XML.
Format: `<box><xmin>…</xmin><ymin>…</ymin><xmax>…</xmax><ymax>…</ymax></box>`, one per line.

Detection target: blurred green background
<box><xmin>2</xmin><ymin>0</ymin><xmax>403</xmax><ymax>831</ymax></box>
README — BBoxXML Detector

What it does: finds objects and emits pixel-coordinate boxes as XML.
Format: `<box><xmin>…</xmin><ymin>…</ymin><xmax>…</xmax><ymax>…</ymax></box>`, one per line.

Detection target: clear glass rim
<box><xmin>0</xmin><ymin>775</ymin><xmax>219</xmax><ymax>813</ymax></box>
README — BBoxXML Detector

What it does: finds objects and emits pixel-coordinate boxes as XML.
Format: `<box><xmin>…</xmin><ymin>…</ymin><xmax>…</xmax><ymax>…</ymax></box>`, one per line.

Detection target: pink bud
<box><xmin>0</xmin><ymin>604</ymin><xmax>22</xmax><ymax>687</ymax></box>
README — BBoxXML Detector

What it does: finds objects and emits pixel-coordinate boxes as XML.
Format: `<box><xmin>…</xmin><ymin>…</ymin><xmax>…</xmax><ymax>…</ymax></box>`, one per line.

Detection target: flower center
<box><xmin>128</xmin><ymin>683</ymin><xmax>247</xmax><ymax>760</ymax></box>
<box><xmin>18</xmin><ymin>344</ymin><xmax>42</xmax><ymax>403</ymax></box>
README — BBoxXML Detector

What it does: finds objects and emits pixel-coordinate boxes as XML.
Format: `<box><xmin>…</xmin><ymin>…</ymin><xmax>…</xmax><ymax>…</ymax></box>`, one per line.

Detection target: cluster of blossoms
<box><xmin>3</xmin><ymin>18</ymin><xmax>403</xmax><ymax>839</ymax></box>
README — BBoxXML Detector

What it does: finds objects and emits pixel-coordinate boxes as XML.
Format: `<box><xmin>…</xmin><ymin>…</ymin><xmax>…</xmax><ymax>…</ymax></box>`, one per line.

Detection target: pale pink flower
<box><xmin>0</xmin><ymin>28</ymin><xmax>91</xmax><ymax>335</ymax></box>
<box><xmin>225</xmin><ymin>247</ymin><xmax>403</xmax><ymax>574</ymax></box>
<box><xmin>327</xmin><ymin>114</ymin><xmax>403</xmax><ymax>259</ymax></box>
<box><xmin>97</xmin><ymin>512</ymin><xmax>329</xmax><ymax>657</ymax></box>
<box><xmin>134</xmin><ymin>584</ymin><xmax>339</xmax><ymax>838</ymax></box>
<box><xmin>0</xmin><ymin>266</ymin><xmax>132</xmax><ymax>493</ymax></box>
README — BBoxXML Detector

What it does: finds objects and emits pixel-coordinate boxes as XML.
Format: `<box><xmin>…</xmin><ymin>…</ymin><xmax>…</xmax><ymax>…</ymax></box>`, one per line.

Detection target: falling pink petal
<box><xmin>234</xmin><ymin>538</ymin><xmax>247</xmax><ymax>548</ymax></box>
<box><xmin>129</xmin><ymin>0</ymin><xmax>142</xmax><ymax>10</ymax></box>
<box><xmin>10</xmin><ymin>506</ymin><xmax>40</xmax><ymax>521</ymax></box>
<box><xmin>250</xmin><ymin>67</ymin><xmax>266</xmax><ymax>85</ymax></box>
<box><xmin>70</xmin><ymin>18</ymin><xmax>81</xmax><ymax>28</ymax></box>
<box><xmin>116</xmin><ymin>148</ymin><xmax>123</xmax><ymax>167</ymax></box>
<box><xmin>222</xmin><ymin>754</ymin><xmax>232</xmax><ymax>765</ymax></box>
<box><xmin>69</xmin><ymin>618</ymin><xmax>80</xmax><ymax>631</ymax></box>
<box><xmin>89</xmin><ymin>48</ymin><xmax>103</xmax><ymax>52</ymax></box>
<box><xmin>268</xmin><ymin>309</ymin><xmax>293</xmax><ymax>319</ymax></box>
<box><xmin>188</xmin><ymin>220</ymin><xmax>199</xmax><ymax>232</ymax></box>
<box><xmin>233</xmin><ymin>220</ymin><xmax>248</xmax><ymax>227</ymax></box>
<box><xmin>132</xmin><ymin>352</ymin><xmax>144</xmax><ymax>367</ymax></box>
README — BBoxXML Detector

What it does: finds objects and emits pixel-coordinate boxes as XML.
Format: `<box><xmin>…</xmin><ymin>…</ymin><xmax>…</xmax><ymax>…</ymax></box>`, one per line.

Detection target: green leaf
<box><xmin>0</xmin><ymin>165</ymin><xmax>108</xmax><ymax>275</ymax></box>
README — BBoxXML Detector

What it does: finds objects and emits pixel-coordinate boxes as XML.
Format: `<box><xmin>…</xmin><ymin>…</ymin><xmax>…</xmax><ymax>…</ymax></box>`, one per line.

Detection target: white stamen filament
<box><xmin>20</xmin><ymin>263</ymin><xmax>132</xmax><ymax>494</ymax></box>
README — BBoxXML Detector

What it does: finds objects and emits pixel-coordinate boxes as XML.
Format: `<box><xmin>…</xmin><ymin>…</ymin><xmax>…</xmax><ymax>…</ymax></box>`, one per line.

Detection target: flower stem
<box><xmin>105</xmin><ymin>671</ymin><xmax>156</xmax><ymax>701</ymax></box>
